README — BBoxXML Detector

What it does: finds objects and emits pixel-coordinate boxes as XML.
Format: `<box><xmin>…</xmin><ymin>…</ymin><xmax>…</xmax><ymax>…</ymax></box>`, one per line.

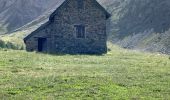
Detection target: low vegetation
<box><xmin>0</xmin><ymin>44</ymin><xmax>170</xmax><ymax>99</ymax></box>
<box><xmin>0</xmin><ymin>32</ymin><xmax>25</xmax><ymax>50</ymax></box>
<box><xmin>0</xmin><ymin>39</ymin><xmax>24</xmax><ymax>50</ymax></box>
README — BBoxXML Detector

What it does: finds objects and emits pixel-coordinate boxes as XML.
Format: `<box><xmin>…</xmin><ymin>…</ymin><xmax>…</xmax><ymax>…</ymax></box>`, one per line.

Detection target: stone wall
<box><xmin>25</xmin><ymin>0</ymin><xmax>109</xmax><ymax>54</ymax></box>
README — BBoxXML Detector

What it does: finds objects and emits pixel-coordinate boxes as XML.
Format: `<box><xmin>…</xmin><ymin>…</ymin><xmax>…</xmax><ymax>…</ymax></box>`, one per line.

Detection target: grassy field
<box><xmin>0</xmin><ymin>45</ymin><xmax>170</xmax><ymax>100</ymax></box>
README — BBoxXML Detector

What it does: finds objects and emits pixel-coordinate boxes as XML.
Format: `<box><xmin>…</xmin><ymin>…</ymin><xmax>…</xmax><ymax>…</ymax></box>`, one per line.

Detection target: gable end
<box><xmin>49</xmin><ymin>0</ymin><xmax>111</xmax><ymax>21</ymax></box>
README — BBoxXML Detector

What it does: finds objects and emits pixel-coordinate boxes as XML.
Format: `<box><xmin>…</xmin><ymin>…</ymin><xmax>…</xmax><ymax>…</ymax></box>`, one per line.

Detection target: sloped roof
<box><xmin>24</xmin><ymin>0</ymin><xmax>111</xmax><ymax>41</ymax></box>
<box><xmin>93</xmin><ymin>0</ymin><xmax>111</xmax><ymax>19</ymax></box>
<box><xmin>49</xmin><ymin>0</ymin><xmax>111</xmax><ymax>21</ymax></box>
<box><xmin>24</xmin><ymin>1</ymin><xmax>65</xmax><ymax>42</ymax></box>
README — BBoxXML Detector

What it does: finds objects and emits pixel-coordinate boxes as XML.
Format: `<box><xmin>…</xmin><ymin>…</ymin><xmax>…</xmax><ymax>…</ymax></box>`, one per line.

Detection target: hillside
<box><xmin>0</xmin><ymin>45</ymin><xmax>170</xmax><ymax>99</ymax></box>
<box><xmin>106</xmin><ymin>0</ymin><xmax>170</xmax><ymax>54</ymax></box>
<box><xmin>0</xmin><ymin>0</ymin><xmax>64</xmax><ymax>34</ymax></box>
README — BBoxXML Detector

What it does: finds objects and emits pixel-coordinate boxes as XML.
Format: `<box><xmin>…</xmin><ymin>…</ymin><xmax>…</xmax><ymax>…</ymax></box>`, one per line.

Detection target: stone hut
<box><xmin>24</xmin><ymin>0</ymin><xmax>111</xmax><ymax>54</ymax></box>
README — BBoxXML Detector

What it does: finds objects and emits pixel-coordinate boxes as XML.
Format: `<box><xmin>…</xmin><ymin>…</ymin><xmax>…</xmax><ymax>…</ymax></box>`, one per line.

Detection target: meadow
<box><xmin>0</xmin><ymin>45</ymin><xmax>170</xmax><ymax>100</ymax></box>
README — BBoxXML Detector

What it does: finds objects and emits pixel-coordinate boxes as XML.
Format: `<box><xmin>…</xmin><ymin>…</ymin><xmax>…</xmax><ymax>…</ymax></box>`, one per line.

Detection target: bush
<box><xmin>6</xmin><ymin>42</ymin><xmax>17</xmax><ymax>50</ymax></box>
<box><xmin>0</xmin><ymin>39</ymin><xmax>6</xmax><ymax>48</ymax></box>
<box><xmin>0</xmin><ymin>39</ymin><xmax>25</xmax><ymax>50</ymax></box>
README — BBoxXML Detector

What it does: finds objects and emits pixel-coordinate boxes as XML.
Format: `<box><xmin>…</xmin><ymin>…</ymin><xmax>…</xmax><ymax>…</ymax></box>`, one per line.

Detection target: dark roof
<box><xmin>49</xmin><ymin>0</ymin><xmax>111</xmax><ymax>21</ymax></box>
<box><xmin>24</xmin><ymin>0</ymin><xmax>111</xmax><ymax>41</ymax></box>
<box><xmin>24</xmin><ymin>21</ymin><xmax>51</xmax><ymax>42</ymax></box>
<box><xmin>93</xmin><ymin>0</ymin><xmax>111</xmax><ymax>19</ymax></box>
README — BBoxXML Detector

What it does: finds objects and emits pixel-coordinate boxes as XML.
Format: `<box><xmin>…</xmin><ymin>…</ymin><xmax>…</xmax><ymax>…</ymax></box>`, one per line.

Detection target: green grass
<box><xmin>0</xmin><ymin>45</ymin><xmax>170</xmax><ymax>100</ymax></box>
<box><xmin>0</xmin><ymin>31</ymin><xmax>25</xmax><ymax>49</ymax></box>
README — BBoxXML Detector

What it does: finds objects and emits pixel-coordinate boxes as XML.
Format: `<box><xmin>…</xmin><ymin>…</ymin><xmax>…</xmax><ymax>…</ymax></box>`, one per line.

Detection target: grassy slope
<box><xmin>0</xmin><ymin>31</ymin><xmax>26</xmax><ymax>49</ymax></box>
<box><xmin>0</xmin><ymin>45</ymin><xmax>170</xmax><ymax>100</ymax></box>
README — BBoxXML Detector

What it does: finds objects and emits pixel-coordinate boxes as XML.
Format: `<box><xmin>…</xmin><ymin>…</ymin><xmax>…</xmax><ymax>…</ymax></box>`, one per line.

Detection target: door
<box><xmin>38</xmin><ymin>38</ymin><xmax>47</xmax><ymax>52</ymax></box>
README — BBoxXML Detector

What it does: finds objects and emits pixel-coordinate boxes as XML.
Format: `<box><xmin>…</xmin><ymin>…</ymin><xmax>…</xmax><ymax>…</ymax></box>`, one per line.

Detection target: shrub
<box><xmin>0</xmin><ymin>39</ymin><xmax>6</xmax><ymax>48</ymax></box>
<box><xmin>6</xmin><ymin>42</ymin><xmax>17</xmax><ymax>50</ymax></box>
<box><xmin>0</xmin><ymin>39</ymin><xmax>25</xmax><ymax>50</ymax></box>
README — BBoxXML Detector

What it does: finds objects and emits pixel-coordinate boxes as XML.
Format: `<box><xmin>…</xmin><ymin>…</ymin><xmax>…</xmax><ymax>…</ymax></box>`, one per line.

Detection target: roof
<box><xmin>24</xmin><ymin>0</ymin><xmax>111</xmax><ymax>41</ymax></box>
<box><xmin>24</xmin><ymin>21</ymin><xmax>51</xmax><ymax>42</ymax></box>
<box><xmin>93</xmin><ymin>0</ymin><xmax>111</xmax><ymax>19</ymax></box>
<box><xmin>49</xmin><ymin>0</ymin><xmax>111</xmax><ymax>21</ymax></box>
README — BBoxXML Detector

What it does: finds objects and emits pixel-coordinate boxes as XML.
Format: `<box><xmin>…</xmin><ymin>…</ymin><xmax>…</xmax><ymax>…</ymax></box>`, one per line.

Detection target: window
<box><xmin>75</xmin><ymin>25</ymin><xmax>85</xmax><ymax>38</ymax></box>
<box><xmin>77</xmin><ymin>0</ymin><xmax>84</xmax><ymax>9</ymax></box>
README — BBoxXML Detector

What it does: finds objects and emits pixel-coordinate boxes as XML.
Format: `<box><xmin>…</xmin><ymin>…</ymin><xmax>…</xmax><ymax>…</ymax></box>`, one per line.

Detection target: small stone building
<box><xmin>24</xmin><ymin>0</ymin><xmax>111</xmax><ymax>54</ymax></box>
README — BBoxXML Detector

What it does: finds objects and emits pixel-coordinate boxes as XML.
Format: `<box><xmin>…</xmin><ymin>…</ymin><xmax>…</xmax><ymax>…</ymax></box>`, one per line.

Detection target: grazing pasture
<box><xmin>0</xmin><ymin>45</ymin><xmax>170</xmax><ymax>99</ymax></box>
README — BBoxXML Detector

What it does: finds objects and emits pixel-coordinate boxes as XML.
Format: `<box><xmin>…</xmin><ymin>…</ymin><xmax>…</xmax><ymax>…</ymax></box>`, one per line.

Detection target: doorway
<box><xmin>38</xmin><ymin>38</ymin><xmax>47</xmax><ymax>52</ymax></box>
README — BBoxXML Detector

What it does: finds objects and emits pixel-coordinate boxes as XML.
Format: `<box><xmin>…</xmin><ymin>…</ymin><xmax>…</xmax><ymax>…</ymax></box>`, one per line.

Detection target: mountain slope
<box><xmin>0</xmin><ymin>0</ymin><xmax>64</xmax><ymax>34</ymax></box>
<box><xmin>105</xmin><ymin>0</ymin><xmax>170</xmax><ymax>54</ymax></box>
